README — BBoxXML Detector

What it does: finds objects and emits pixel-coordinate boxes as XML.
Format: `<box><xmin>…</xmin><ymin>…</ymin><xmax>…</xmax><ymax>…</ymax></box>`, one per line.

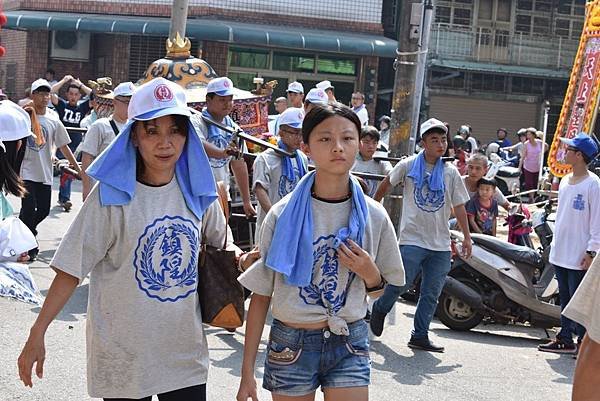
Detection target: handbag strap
<box><xmin>108</xmin><ymin>118</ymin><xmax>120</xmax><ymax>136</ymax></box>
<box><xmin>201</xmin><ymin>181</ymin><xmax>229</xmax><ymax>250</ymax></box>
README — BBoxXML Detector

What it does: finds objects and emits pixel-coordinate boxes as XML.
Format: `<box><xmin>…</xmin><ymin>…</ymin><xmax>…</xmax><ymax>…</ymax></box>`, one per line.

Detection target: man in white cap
<box><xmin>269</xmin><ymin>96</ymin><xmax>288</xmax><ymax>136</ymax></box>
<box><xmin>252</xmin><ymin>107</ymin><xmax>308</xmax><ymax>235</ymax></box>
<box><xmin>19</xmin><ymin>78</ymin><xmax>82</xmax><ymax>260</ymax></box>
<box><xmin>369</xmin><ymin>117</ymin><xmax>472</xmax><ymax>353</ymax></box>
<box><xmin>351</xmin><ymin>91</ymin><xmax>369</xmax><ymax>126</ymax></box>
<box><xmin>303</xmin><ymin>87</ymin><xmax>329</xmax><ymax>114</ymax></box>
<box><xmin>316</xmin><ymin>80</ymin><xmax>337</xmax><ymax>103</ymax></box>
<box><xmin>192</xmin><ymin>76</ymin><xmax>256</xmax><ymax>217</ymax></box>
<box><xmin>286</xmin><ymin>81</ymin><xmax>304</xmax><ymax>108</ymax></box>
<box><xmin>80</xmin><ymin>81</ymin><xmax>135</xmax><ymax>201</ymax></box>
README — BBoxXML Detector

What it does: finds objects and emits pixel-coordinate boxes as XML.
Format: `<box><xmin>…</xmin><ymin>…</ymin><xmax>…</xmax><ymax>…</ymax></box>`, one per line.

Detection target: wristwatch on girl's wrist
<box><xmin>586</xmin><ymin>250</ymin><xmax>597</xmax><ymax>258</ymax></box>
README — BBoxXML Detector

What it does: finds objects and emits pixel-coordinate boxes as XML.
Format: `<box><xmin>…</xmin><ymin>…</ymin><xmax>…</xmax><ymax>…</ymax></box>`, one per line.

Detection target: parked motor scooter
<box><xmin>486</xmin><ymin>153</ymin><xmax>520</xmax><ymax>196</ymax></box>
<box><xmin>435</xmin><ymin>228</ymin><xmax>560</xmax><ymax>332</ymax></box>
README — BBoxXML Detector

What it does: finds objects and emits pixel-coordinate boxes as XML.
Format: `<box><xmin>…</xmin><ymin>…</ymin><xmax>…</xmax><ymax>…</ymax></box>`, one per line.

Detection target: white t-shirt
<box><xmin>51</xmin><ymin>179</ymin><xmax>230</xmax><ymax>399</ymax></box>
<box><xmin>389</xmin><ymin>155</ymin><xmax>470</xmax><ymax>251</ymax></box>
<box><xmin>550</xmin><ymin>173</ymin><xmax>600</xmax><ymax>270</ymax></box>
<box><xmin>352</xmin><ymin>156</ymin><xmax>393</xmax><ymax>197</ymax></box>
<box><xmin>239</xmin><ymin>195</ymin><xmax>405</xmax><ymax>325</ymax></box>
<box><xmin>353</xmin><ymin>106</ymin><xmax>369</xmax><ymax>126</ymax></box>
<box><xmin>252</xmin><ymin>148</ymin><xmax>307</xmax><ymax>231</ymax></box>
<box><xmin>20</xmin><ymin>111</ymin><xmax>71</xmax><ymax>185</ymax></box>
<box><xmin>563</xmin><ymin>255</ymin><xmax>600</xmax><ymax>342</ymax></box>
<box><xmin>467</xmin><ymin>136</ymin><xmax>478</xmax><ymax>152</ymax></box>
<box><xmin>80</xmin><ymin>117</ymin><xmax>124</xmax><ymax>158</ymax></box>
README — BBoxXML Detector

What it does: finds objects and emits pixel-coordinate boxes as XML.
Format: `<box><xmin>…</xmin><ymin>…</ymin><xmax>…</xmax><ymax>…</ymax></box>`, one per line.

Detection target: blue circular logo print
<box><xmin>413</xmin><ymin>185</ymin><xmax>445</xmax><ymax>213</ymax></box>
<box><xmin>278</xmin><ymin>169</ymin><xmax>299</xmax><ymax>198</ymax></box>
<box><xmin>133</xmin><ymin>215</ymin><xmax>200</xmax><ymax>302</ymax></box>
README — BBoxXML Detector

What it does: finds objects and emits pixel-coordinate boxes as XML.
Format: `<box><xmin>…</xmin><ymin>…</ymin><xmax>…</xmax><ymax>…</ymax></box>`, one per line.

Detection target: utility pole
<box><xmin>410</xmin><ymin>0</ymin><xmax>434</xmax><ymax>154</ymax></box>
<box><xmin>384</xmin><ymin>0</ymin><xmax>423</xmax><ymax>230</ymax></box>
<box><xmin>169</xmin><ymin>0</ymin><xmax>189</xmax><ymax>40</ymax></box>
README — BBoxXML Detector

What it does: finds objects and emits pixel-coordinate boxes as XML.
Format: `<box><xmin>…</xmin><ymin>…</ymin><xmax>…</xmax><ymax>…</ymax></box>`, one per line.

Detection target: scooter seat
<box><xmin>496</xmin><ymin>167</ymin><xmax>520</xmax><ymax>178</ymax></box>
<box><xmin>471</xmin><ymin>233</ymin><xmax>543</xmax><ymax>268</ymax></box>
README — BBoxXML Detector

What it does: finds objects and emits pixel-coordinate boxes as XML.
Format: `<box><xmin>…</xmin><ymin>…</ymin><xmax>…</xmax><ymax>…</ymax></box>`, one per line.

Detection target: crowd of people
<box><xmin>0</xmin><ymin>71</ymin><xmax>598</xmax><ymax>401</ymax></box>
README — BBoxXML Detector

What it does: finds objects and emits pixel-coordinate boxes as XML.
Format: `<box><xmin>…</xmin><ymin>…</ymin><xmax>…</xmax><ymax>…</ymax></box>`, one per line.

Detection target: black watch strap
<box><xmin>586</xmin><ymin>250</ymin><xmax>597</xmax><ymax>258</ymax></box>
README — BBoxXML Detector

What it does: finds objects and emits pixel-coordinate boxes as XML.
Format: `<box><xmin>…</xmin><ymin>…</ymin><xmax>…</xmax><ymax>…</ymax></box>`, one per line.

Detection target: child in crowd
<box><xmin>466</xmin><ymin>177</ymin><xmax>499</xmax><ymax>236</ymax></box>
<box><xmin>236</xmin><ymin>104</ymin><xmax>405</xmax><ymax>401</ymax></box>
<box><xmin>18</xmin><ymin>78</ymin><xmax>251</xmax><ymax>400</ymax></box>
<box><xmin>352</xmin><ymin>126</ymin><xmax>393</xmax><ymax>197</ymax></box>
<box><xmin>252</xmin><ymin>107</ymin><xmax>308</xmax><ymax>235</ymax></box>
<box><xmin>463</xmin><ymin>153</ymin><xmax>510</xmax><ymax>210</ymax></box>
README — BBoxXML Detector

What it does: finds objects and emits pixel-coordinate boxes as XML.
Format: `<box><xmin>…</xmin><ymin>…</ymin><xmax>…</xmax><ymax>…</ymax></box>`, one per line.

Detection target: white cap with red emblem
<box><xmin>206</xmin><ymin>77</ymin><xmax>235</xmax><ymax>97</ymax></box>
<box><xmin>127</xmin><ymin>77</ymin><xmax>190</xmax><ymax>121</ymax></box>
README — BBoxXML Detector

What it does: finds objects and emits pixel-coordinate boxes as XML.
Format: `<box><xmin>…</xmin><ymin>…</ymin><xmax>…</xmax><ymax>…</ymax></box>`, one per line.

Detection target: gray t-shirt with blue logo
<box><xmin>389</xmin><ymin>155</ymin><xmax>470</xmax><ymax>251</ymax></box>
<box><xmin>252</xmin><ymin>148</ymin><xmax>308</xmax><ymax>231</ymax></box>
<box><xmin>51</xmin><ymin>178</ymin><xmax>229</xmax><ymax>399</ymax></box>
<box><xmin>238</xmin><ymin>195</ymin><xmax>405</xmax><ymax>325</ymax></box>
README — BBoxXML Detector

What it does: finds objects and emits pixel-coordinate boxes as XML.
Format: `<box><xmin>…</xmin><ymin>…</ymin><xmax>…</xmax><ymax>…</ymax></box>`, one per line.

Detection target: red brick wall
<box><xmin>0</xmin><ymin>30</ymin><xmax>28</xmax><ymax>99</ymax></box>
<box><xmin>18</xmin><ymin>1</ymin><xmax>383</xmax><ymax>34</ymax></box>
<box><xmin>202</xmin><ymin>41</ymin><xmax>228</xmax><ymax>77</ymax></box>
<box><xmin>24</xmin><ymin>31</ymin><xmax>50</xmax><ymax>93</ymax></box>
<box><xmin>93</xmin><ymin>34</ymin><xmax>130</xmax><ymax>85</ymax></box>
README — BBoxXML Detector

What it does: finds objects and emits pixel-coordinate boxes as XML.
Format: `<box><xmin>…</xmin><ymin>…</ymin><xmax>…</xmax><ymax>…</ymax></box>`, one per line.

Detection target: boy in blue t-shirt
<box><xmin>466</xmin><ymin>177</ymin><xmax>498</xmax><ymax>236</ymax></box>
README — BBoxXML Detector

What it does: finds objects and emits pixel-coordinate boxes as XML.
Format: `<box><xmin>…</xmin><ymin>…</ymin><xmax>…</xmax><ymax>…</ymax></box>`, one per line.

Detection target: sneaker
<box><xmin>369</xmin><ymin>308</ymin><xmax>386</xmax><ymax>337</ymax></box>
<box><xmin>61</xmin><ymin>200</ymin><xmax>72</xmax><ymax>212</ymax></box>
<box><xmin>538</xmin><ymin>339</ymin><xmax>577</xmax><ymax>354</ymax></box>
<box><xmin>408</xmin><ymin>337</ymin><xmax>445</xmax><ymax>353</ymax></box>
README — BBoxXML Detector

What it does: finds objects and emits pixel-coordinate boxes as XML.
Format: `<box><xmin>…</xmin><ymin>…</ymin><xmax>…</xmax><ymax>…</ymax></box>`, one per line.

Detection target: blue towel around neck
<box><xmin>407</xmin><ymin>150</ymin><xmax>446</xmax><ymax>192</ymax></box>
<box><xmin>277</xmin><ymin>139</ymin><xmax>307</xmax><ymax>182</ymax></box>
<box><xmin>86</xmin><ymin>119</ymin><xmax>218</xmax><ymax>220</ymax></box>
<box><xmin>265</xmin><ymin>171</ymin><xmax>369</xmax><ymax>287</ymax></box>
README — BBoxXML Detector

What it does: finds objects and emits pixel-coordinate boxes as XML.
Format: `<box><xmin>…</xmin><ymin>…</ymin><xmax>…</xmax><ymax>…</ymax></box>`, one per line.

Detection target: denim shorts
<box><xmin>262</xmin><ymin>319</ymin><xmax>371</xmax><ymax>396</ymax></box>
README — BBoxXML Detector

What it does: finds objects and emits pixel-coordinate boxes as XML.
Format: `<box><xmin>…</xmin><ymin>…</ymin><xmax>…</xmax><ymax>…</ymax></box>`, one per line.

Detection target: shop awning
<box><xmin>4</xmin><ymin>10</ymin><xmax>398</xmax><ymax>58</ymax></box>
<box><xmin>430</xmin><ymin>58</ymin><xmax>570</xmax><ymax>79</ymax></box>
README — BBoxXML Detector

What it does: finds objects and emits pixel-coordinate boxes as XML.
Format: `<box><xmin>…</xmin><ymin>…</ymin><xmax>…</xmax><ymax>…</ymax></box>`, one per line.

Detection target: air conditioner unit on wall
<box><xmin>50</xmin><ymin>31</ymin><xmax>91</xmax><ymax>61</ymax></box>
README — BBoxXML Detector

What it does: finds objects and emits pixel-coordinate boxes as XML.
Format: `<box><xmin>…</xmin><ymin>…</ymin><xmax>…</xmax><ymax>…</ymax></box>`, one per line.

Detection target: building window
<box><xmin>471</xmin><ymin>73</ymin><xmax>506</xmax><ymax>92</ymax></box>
<box><xmin>555</xmin><ymin>19</ymin><xmax>571</xmax><ymax>37</ymax></box>
<box><xmin>534</xmin><ymin>0</ymin><xmax>552</xmax><ymax>12</ymax></box>
<box><xmin>228</xmin><ymin>47</ymin><xmax>269</xmax><ymax>69</ymax></box>
<box><xmin>511</xmin><ymin>76</ymin><xmax>544</xmax><ymax>95</ymax></box>
<box><xmin>435</xmin><ymin>1</ymin><xmax>473</xmax><ymax>27</ymax></box>
<box><xmin>272</xmin><ymin>52</ymin><xmax>315</xmax><ymax>73</ymax></box>
<box><xmin>533</xmin><ymin>17</ymin><xmax>551</xmax><ymax>35</ymax></box>
<box><xmin>429</xmin><ymin>70</ymin><xmax>466</xmax><ymax>90</ymax></box>
<box><xmin>517</xmin><ymin>0</ymin><xmax>533</xmax><ymax>11</ymax></box>
<box><xmin>317</xmin><ymin>56</ymin><xmax>356</xmax><ymax>76</ymax></box>
<box><xmin>515</xmin><ymin>15</ymin><xmax>531</xmax><ymax>34</ymax></box>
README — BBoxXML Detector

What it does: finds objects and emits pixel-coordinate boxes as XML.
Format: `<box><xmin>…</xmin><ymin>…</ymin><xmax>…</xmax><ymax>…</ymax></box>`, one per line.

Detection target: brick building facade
<box><xmin>1</xmin><ymin>0</ymin><xmax>397</xmax><ymax>120</ymax></box>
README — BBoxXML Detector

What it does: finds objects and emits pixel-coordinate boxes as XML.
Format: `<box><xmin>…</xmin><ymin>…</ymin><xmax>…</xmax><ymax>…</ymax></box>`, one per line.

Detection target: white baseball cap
<box><xmin>31</xmin><ymin>78</ymin><xmax>51</xmax><ymax>93</ymax></box>
<box><xmin>206</xmin><ymin>77</ymin><xmax>235</xmax><ymax>97</ymax></box>
<box><xmin>316</xmin><ymin>80</ymin><xmax>334</xmax><ymax>91</ymax></box>
<box><xmin>305</xmin><ymin>88</ymin><xmax>328</xmax><ymax>106</ymax></box>
<box><xmin>0</xmin><ymin>100</ymin><xmax>35</xmax><ymax>141</ymax></box>
<box><xmin>420</xmin><ymin>118</ymin><xmax>448</xmax><ymax>136</ymax></box>
<box><xmin>278</xmin><ymin>107</ymin><xmax>304</xmax><ymax>129</ymax></box>
<box><xmin>287</xmin><ymin>81</ymin><xmax>304</xmax><ymax>94</ymax></box>
<box><xmin>113</xmin><ymin>82</ymin><xmax>136</xmax><ymax>98</ymax></box>
<box><xmin>127</xmin><ymin>77</ymin><xmax>190</xmax><ymax>121</ymax></box>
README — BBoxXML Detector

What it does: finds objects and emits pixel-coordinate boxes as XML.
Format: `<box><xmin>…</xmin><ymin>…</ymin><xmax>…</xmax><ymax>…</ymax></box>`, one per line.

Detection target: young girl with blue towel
<box><xmin>18</xmin><ymin>78</ymin><xmax>241</xmax><ymax>400</ymax></box>
<box><xmin>237</xmin><ymin>104</ymin><xmax>405</xmax><ymax>401</ymax></box>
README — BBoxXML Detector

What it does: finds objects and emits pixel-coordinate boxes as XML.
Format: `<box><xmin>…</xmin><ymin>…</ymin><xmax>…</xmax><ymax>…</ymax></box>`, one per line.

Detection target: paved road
<box><xmin>0</xmin><ymin>180</ymin><xmax>574</xmax><ymax>400</ymax></box>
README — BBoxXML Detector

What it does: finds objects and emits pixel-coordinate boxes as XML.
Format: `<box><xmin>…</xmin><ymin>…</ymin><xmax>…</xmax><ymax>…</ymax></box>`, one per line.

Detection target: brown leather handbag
<box><xmin>197</xmin><ymin>182</ymin><xmax>245</xmax><ymax>329</ymax></box>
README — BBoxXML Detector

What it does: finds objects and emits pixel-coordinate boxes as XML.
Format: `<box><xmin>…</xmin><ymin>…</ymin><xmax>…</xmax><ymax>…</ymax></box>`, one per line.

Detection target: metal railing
<box><xmin>430</xmin><ymin>23</ymin><xmax>579</xmax><ymax>70</ymax></box>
